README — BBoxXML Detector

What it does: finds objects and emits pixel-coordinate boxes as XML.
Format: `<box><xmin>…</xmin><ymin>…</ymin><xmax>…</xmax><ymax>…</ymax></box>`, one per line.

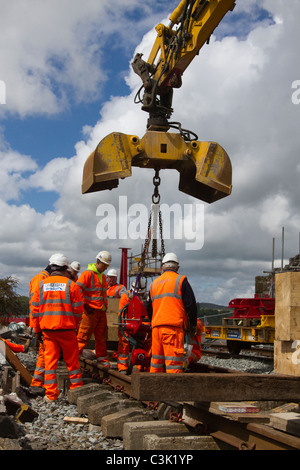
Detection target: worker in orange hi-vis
<box><xmin>117</xmin><ymin>278</ymin><xmax>147</xmax><ymax>374</ymax></box>
<box><xmin>106</xmin><ymin>268</ymin><xmax>127</xmax><ymax>299</ymax></box>
<box><xmin>28</xmin><ymin>262</ymin><xmax>51</xmax><ymax>395</ymax></box>
<box><xmin>187</xmin><ymin>317</ymin><xmax>204</xmax><ymax>366</ymax></box>
<box><xmin>68</xmin><ymin>261</ymin><xmax>81</xmax><ymax>282</ymax></box>
<box><xmin>76</xmin><ymin>250</ymin><xmax>112</xmax><ymax>368</ymax></box>
<box><xmin>146</xmin><ymin>253</ymin><xmax>198</xmax><ymax>373</ymax></box>
<box><xmin>31</xmin><ymin>253</ymin><xmax>84</xmax><ymax>402</ymax></box>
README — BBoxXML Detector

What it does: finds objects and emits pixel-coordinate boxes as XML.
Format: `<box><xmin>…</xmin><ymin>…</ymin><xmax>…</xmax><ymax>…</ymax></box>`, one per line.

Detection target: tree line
<box><xmin>0</xmin><ymin>276</ymin><xmax>29</xmax><ymax>325</ymax></box>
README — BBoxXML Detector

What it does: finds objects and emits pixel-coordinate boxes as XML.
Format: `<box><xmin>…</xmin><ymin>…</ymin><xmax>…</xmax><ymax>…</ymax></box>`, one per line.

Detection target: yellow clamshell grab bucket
<box><xmin>82</xmin><ymin>130</ymin><xmax>232</xmax><ymax>204</ymax></box>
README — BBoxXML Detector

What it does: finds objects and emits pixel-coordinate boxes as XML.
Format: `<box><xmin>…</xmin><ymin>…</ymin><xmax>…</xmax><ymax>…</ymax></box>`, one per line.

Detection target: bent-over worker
<box><xmin>117</xmin><ymin>278</ymin><xmax>146</xmax><ymax>374</ymax></box>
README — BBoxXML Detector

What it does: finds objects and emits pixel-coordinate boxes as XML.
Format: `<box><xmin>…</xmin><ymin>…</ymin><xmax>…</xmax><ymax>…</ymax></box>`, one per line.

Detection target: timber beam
<box><xmin>130</xmin><ymin>372</ymin><xmax>300</xmax><ymax>402</ymax></box>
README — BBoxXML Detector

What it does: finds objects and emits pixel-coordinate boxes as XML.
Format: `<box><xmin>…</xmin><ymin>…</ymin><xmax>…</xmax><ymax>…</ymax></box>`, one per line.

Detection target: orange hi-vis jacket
<box><xmin>107</xmin><ymin>283</ymin><xmax>127</xmax><ymax>298</ymax></box>
<box><xmin>77</xmin><ymin>266</ymin><xmax>107</xmax><ymax>311</ymax></box>
<box><xmin>29</xmin><ymin>270</ymin><xmax>50</xmax><ymax>328</ymax></box>
<box><xmin>31</xmin><ymin>275</ymin><xmax>84</xmax><ymax>333</ymax></box>
<box><xmin>149</xmin><ymin>271</ymin><xmax>188</xmax><ymax>329</ymax></box>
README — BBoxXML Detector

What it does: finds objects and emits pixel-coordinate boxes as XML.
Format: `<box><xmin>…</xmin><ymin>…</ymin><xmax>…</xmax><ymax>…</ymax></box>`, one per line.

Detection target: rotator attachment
<box><xmin>82</xmin><ymin>130</ymin><xmax>232</xmax><ymax>203</ymax></box>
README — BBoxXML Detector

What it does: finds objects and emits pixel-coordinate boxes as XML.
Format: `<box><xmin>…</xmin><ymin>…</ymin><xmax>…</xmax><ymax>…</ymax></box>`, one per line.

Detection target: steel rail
<box><xmin>78</xmin><ymin>357</ymin><xmax>300</xmax><ymax>451</ymax></box>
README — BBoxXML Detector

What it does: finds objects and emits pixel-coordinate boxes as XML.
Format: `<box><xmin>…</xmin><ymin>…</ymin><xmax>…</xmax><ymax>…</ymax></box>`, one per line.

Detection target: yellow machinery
<box><xmin>82</xmin><ymin>0</ymin><xmax>236</xmax><ymax>203</ymax></box>
<box><xmin>204</xmin><ymin>295</ymin><xmax>276</xmax><ymax>354</ymax></box>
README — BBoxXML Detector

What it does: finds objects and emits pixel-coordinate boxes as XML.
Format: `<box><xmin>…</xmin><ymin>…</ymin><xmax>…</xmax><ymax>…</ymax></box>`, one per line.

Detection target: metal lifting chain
<box><xmin>140</xmin><ymin>169</ymin><xmax>165</xmax><ymax>272</ymax></box>
<box><xmin>152</xmin><ymin>168</ymin><xmax>161</xmax><ymax>204</ymax></box>
<box><xmin>151</xmin><ymin>169</ymin><xmax>165</xmax><ymax>258</ymax></box>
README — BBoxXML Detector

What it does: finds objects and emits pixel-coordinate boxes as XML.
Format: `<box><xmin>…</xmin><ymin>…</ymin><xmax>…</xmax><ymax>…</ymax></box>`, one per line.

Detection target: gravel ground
<box><xmin>11</xmin><ymin>350</ymin><xmax>124</xmax><ymax>451</ymax></box>
<box><xmin>199</xmin><ymin>352</ymin><xmax>274</xmax><ymax>374</ymax></box>
<box><xmin>5</xmin><ymin>347</ymin><xmax>274</xmax><ymax>451</ymax></box>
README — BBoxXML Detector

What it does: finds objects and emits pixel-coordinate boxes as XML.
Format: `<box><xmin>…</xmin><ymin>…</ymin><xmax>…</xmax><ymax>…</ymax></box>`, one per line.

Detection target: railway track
<box><xmin>201</xmin><ymin>342</ymin><xmax>274</xmax><ymax>361</ymax></box>
<box><xmin>76</xmin><ymin>356</ymin><xmax>300</xmax><ymax>451</ymax></box>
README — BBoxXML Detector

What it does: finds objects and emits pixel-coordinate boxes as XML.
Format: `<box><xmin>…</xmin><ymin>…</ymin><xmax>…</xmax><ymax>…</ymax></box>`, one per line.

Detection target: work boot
<box><xmin>43</xmin><ymin>395</ymin><xmax>56</xmax><ymax>404</ymax></box>
<box><xmin>28</xmin><ymin>386</ymin><xmax>45</xmax><ymax>397</ymax></box>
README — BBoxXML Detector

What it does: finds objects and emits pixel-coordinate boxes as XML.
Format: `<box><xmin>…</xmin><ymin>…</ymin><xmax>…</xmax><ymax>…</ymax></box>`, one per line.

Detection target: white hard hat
<box><xmin>96</xmin><ymin>250</ymin><xmax>112</xmax><ymax>266</ymax></box>
<box><xmin>162</xmin><ymin>252</ymin><xmax>179</xmax><ymax>265</ymax></box>
<box><xmin>49</xmin><ymin>253</ymin><xmax>69</xmax><ymax>267</ymax></box>
<box><xmin>131</xmin><ymin>277</ymin><xmax>146</xmax><ymax>294</ymax></box>
<box><xmin>70</xmin><ymin>261</ymin><xmax>81</xmax><ymax>272</ymax></box>
<box><xmin>107</xmin><ymin>268</ymin><xmax>118</xmax><ymax>277</ymax></box>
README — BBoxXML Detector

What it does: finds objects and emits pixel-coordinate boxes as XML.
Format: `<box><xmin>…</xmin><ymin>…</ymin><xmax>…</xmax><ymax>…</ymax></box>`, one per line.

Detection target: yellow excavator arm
<box><xmin>82</xmin><ymin>0</ymin><xmax>235</xmax><ymax>203</ymax></box>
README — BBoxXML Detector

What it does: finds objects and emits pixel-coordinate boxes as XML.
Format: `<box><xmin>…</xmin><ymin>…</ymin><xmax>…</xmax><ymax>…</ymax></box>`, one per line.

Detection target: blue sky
<box><xmin>1</xmin><ymin>1</ymin><xmax>300</xmax><ymax>305</ymax></box>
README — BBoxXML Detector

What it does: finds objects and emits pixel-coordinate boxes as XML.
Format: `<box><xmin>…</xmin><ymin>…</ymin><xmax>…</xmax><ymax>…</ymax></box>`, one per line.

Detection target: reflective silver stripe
<box><xmin>36</xmin><ymin>310</ymin><xmax>77</xmax><ymax>317</ymax></box>
<box><xmin>151</xmin><ymin>275</ymin><xmax>184</xmax><ymax>302</ymax></box>
<box><xmin>150</xmin><ymin>361</ymin><xmax>164</xmax><ymax>369</ymax></box>
<box><xmin>33</xmin><ymin>373</ymin><xmax>44</xmax><ymax>381</ymax></box>
<box><xmin>69</xmin><ymin>369</ymin><xmax>81</xmax><ymax>375</ymax></box>
<box><xmin>77</xmin><ymin>281</ymin><xmax>86</xmax><ymax>289</ymax></box>
<box><xmin>166</xmin><ymin>364</ymin><xmax>183</xmax><ymax>371</ymax></box>
<box><xmin>118</xmin><ymin>358</ymin><xmax>128</xmax><ymax>364</ymax></box>
<box><xmin>35</xmin><ymin>366</ymin><xmax>44</xmax><ymax>373</ymax></box>
<box><xmin>39</xmin><ymin>279</ymin><xmax>72</xmax><ymax>306</ymax></box>
<box><xmin>44</xmin><ymin>378</ymin><xmax>57</xmax><ymax>384</ymax></box>
<box><xmin>70</xmin><ymin>377</ymin><xmax>82</xmax><ymax>384</ymax></box>
<box><xmin>78</xmin><ymin>270</ymin><xmax>106</xmax><ymax>301</ymax></box>
<box><xmin>165</xmin><ymin>355</ymin><xmax>183</xmax><ymax>362</ymax></box>
<box><xmin>151</xmin><ymin>354</ymin><xmax>164</xmax><ymax>360</ymax></box>
<box><xmin>45</xmin><ymin>369</ymin><xmax>56</xmax><ymax>374</ymax></box>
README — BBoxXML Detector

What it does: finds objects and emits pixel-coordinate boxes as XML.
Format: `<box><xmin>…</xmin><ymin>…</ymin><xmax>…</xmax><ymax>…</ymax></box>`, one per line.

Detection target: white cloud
<box><xmin>0</xmin><ymin>0</ymin><xmax>174</xmax><ymax>117</ymax></box>
<box><xmin>1</xmin><ymin>1</ymin><xmax>300</xmax><ymax>307</ymax></box>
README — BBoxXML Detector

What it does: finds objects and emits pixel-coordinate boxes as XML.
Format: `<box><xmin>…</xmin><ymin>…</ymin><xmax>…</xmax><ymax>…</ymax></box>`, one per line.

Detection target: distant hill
<box><xmin>198</xmin><ymin>302</ymin><xmax>231</xmax><ymax>310</ymax></box>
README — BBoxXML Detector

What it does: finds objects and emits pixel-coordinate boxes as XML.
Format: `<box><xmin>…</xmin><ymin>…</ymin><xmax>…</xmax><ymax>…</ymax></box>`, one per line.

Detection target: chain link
<box><xmin>140</xmin><ymin>168</ymin><xmax>165</xmax><ymax>272</ymax></box>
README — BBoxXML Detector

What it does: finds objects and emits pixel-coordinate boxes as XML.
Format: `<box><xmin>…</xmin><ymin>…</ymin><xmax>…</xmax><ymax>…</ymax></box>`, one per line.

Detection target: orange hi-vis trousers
<box><xmin>43</xmin><ymin>330</ymin><xmax>83</xmax><ymax>401</ymax></box>
<box><xmin>77</xmin><ymin>309</ymin><xmax>110</xmax><ymax>368</ymax></box>
<box><xmin>150</xmin><ymin>326</ymin><xmax>185</xmax><ymax>373</ymax></box>
<box><xmin>117</xmin><ymin>330</ymin><xmax>129</xmax><ymax>372</ymax></box>
<box><xmin>31</xmin><ymin>342</ymin><xmax>45</xmax><ymax>388</ymax></box>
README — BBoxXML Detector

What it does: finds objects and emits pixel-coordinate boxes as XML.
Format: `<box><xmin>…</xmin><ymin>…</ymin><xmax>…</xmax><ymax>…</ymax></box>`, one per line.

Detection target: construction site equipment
<box><xmin>82</xmin><ymin>0</ymin><xmax>235</xmax><ymax>203</ymax></box>
<box><xmin>118</xmin><ymin>296</ymin><xmax>152</xmax><ymax>373</ymax></box>
<box><xmin>204</xmin><ymin>295</ymin><xmax>275</xmax><ymax>355</ymax></box>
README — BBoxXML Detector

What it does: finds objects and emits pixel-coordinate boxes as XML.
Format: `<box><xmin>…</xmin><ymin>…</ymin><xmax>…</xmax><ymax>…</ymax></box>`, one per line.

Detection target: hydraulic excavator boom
<box><xmin>82</xmin><ymin>0</ymin><xmax>235</xmax><ymax>203</ymax></box>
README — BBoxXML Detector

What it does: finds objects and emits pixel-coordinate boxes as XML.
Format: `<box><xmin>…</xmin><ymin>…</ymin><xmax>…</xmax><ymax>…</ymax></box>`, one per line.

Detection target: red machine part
<box><xmin>119</xmin><ymin>295</ymin><xmax>152</xmax><ymax>371</ymax></box>
<box><xmin>228</xmin><ymin>294</ymin><xmax>275</xmax><ymax>319</ymax></box>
